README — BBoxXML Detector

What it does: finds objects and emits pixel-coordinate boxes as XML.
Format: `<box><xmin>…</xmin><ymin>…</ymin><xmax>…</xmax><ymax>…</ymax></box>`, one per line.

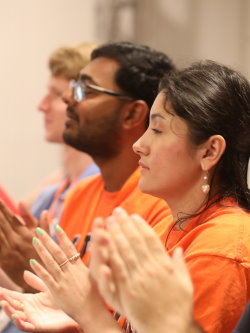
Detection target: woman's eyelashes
<box><xmin>151</xmin><ymin>128</ymin><xmax>162</xmax><ymax>134</ymax></box>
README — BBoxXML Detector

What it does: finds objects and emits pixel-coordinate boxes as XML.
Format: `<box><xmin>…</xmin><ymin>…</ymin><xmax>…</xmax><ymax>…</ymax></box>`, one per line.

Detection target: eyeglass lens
<box><xmin>74</xmin><ymin>83</ymin><xmax>84</xmax><ymax>102</ymax></box>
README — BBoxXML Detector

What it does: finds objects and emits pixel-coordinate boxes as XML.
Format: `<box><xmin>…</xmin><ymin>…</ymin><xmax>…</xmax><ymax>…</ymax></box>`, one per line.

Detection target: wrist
<box><xmin>133</xmin><ymin>311</ymin><xmax>195</xmax><ymax>333</ymax></box>
<box><xmin>74</xmin><ymin>282</ymin><xmax>121</xmax><ymax>333</ymax></box>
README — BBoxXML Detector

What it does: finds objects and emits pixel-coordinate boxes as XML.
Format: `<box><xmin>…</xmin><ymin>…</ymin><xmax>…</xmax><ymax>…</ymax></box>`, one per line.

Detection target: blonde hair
<box><xmin>48</xmin><ymin>42</ymin><xmax>99</xmax><ymax>80</ymax></box>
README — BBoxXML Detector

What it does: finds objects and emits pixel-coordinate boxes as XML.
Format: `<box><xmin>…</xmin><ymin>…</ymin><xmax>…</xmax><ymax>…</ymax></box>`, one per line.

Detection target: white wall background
<box><xmin>0</xmin><ymin>0</ymin><xmax>99</xmax><ymax>201</ymax></box>
<box><xmin>1</xmin><ymin>0</ymin><xmax>250</xmax><ymax>202</ymax></box>
<box><xmin>134</xmin><ymin>0</ymin><xmax>250</xmax><ymax>74</ymax></box>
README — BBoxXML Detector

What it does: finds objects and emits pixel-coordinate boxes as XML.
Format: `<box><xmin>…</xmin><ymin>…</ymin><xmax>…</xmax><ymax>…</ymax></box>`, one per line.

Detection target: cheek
<box><xmin>152</xmin><ymin>144</ymin><xmax>184</xmax><ymax>169</ymax></box>
<box><xmin>55</xmin><ymin>105</ymin><xmax>67</xmax><ymax>117</ymax></box>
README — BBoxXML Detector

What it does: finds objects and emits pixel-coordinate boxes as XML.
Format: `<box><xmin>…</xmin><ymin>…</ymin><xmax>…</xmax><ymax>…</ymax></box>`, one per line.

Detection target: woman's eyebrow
<box><xmin>150</xmin><ymin>113</ymin><xmax>166</xmax><ymax>121</ymax></box>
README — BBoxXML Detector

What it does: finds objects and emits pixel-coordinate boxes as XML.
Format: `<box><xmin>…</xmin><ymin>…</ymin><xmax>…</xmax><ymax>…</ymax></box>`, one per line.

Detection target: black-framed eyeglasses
<box><xmin>70</xmin><ymin>80</ymin><xmax>133</xmax><ymax>103</ymax></box>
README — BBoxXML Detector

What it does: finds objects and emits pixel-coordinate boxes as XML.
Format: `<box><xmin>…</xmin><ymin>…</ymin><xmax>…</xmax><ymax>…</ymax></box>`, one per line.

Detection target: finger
<box><xmin>34</xmin><ymin>227</ymin><xmax>81</xmax><ymax>274</ymax></box>
<box><xmin>91</xmin><ymin>228</ymin><xmax>123</xmax><ymax>308</ymax></box>
<box><xmin>90</xmin><ymin>226</ymin><xmax>110</xmax><ymax>281</ymax></box>
<box><xmin>92</xmin><ymin>217</ymin><xmax>106</xmax><ymax>232</ymax></box>
<box><xmin>172</xmin><ymin>247</ymin><xmax>187</xmax><ymax>273</ymax></box>
<box><xmin>23</xmin><ymin>270</ymin><xmax>48</xmax><ymax>292</ymax></box>
<box><xmin>0</xmin><ymin>200</ymin><xmax>23</xmax><ymax>228</ymax></box>
<box><xmin>14</xmin><ymin>318</ymin><xmax>36</xmax><ymax>332</ymax></box>
<box><xmin>130</xmin><ymin>213</ymin><xmax>168</xmax><ymax>258</ymax></box>
<box><xmin>0</xmin><ymin>211</ymin><xmax>10</xmax><ymax>247</ymax></box>
<box><xmin>29</xmin><ymin>258</ymin><xmax>58</xmax><ymax>290</ymax></box>
<box><xmin>0</xmin><ymin>207</ymin><xmax>23</xmax><ymax>251</ymax></box>
<box><xmin>98</xmin><ymin>264</ymin><xmax>116</xmax><ymax>303</ymax></box>
<box><xmin>8</xmin><ymin>309</ymin><xmax>36</xmax><ymax>332</ymax></box>
<box><xmin>172</xmin><ymin>247</ymin><xmax>193</xmax><ymax>289</ymax></box>
<box><xmin>107</xmin><ymin>214</ymin><xmax>142</xmax><ymax>272</ymax></box>
<box><xmin>91</xmin><ymin>221</ymin><xmax>129</xmax><ymax>293</ymax></box>
<box><xmin>1</xmin><ymin>299</ymin><xmax>17</xmax><ymax>318</ymax></box>
<box><xmin>103</xmin><ymin>219</ymin><xmax>131</xmax><ymax>285</ymax></box>
<box><xmin>32</xmin><ymin>233</ymin><xmax>68</xmax><ymax>279</ymax></box>
<box><xmin>18</xmin><ymin>201</ymin><xmax>38</xmax><ymax>228</ymax></box>
<box><xmin>0</xmin><ymin>287</ymin><xmax>23</xmax><ymax>302</ymax></box>
<box><xmin>112</xmin><ymin>207</ymin><xmax>152</xmax><ymax>259</ymax></box>
<box><xmin>39</xmin><ymin>210</ymin><xmax>51</xmax><ymax>233</ymax></box>
<box><xmin>54</xmin><ymin>225</ymin><xmax>79</xmax><ymax>259</ymax></box>
<box><xmin>1</xmin><ymin>294</ymin><xmax>24</xmax><ymax>312</ymax></box>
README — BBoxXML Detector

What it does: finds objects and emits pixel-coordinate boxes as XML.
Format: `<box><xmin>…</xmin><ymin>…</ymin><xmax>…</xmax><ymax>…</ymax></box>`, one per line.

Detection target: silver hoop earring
<box><xmin>201</xmin><ymin>173</ymin><xmax>210</xmax><ymax>194</ymax></box>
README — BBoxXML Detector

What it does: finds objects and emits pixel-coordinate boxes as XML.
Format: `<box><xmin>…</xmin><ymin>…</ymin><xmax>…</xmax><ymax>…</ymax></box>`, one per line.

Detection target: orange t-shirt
<box><xmin>165</xmin><ymin>199</ymin><xmax>250</xmax><ymax>333</ymax></box>
<box><xmin>60</xmin><ymin>168</ymin><xmax>171</xmax><ymax>261</ymax></box>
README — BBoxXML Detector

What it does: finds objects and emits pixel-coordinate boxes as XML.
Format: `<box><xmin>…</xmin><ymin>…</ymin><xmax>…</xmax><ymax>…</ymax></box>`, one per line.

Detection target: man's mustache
<box><xmin>67</xmin><ymin>107</ymin><xmax>79</xmax><ymax>121</ymax></box>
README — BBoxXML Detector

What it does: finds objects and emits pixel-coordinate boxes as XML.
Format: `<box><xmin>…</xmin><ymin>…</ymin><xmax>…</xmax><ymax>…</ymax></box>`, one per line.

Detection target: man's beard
<box><xmin>63</xmin><ymin>106</ymin><xmax>123</xmax><ymax>160</ymax></box>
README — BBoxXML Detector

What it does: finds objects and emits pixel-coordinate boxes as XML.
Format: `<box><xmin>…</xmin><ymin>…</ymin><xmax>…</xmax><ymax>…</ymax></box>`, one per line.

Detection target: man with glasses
<box><xmin>58</xmin><ymin>42</ymin><xmax>175</xmax><ymax>267</ymax></box>
<box><xmin>0</xmin><ymin>42</ymin><xmax>175</xmax><ymax>303</ymax></box>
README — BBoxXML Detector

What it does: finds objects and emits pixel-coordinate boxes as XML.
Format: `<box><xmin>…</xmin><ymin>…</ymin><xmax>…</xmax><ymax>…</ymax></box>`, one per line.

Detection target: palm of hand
<box><xmin>8</xmin><ymin>291</ymin><xmax>80</xmax><ymax>333</ymax></box>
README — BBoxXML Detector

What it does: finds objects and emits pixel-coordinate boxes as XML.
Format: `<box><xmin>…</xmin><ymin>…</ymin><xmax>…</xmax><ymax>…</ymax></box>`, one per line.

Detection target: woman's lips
<box><xmin>138</xmin><ymin>160</ymin><xmax>149</xmax><ymax>171</ymax></box>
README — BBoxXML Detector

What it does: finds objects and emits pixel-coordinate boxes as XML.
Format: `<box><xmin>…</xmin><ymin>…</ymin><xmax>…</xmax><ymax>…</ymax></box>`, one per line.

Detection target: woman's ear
<box><xmin>122</xmin><ymin>100</ymin><xmax>149</xmax><ymax>129</ymax></box>
<box><xmin>200</xmin><ymin>135</ymin><xmax>226</xmax><ymax>171</ymax></box>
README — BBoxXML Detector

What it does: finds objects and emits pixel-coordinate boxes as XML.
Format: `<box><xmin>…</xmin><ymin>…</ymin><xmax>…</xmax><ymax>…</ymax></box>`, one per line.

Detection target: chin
<box><xmin>45</xmin><ymin>135</ymin><xmax>58</xmax><ymax>143</ymax></box>
<box><xmin>45</xmin><ymin>135</ymin><xmax>52</xmax><ymax>142</ymax></box>
<box><xmin>138</xmin><ymin>180</ymin><xmax>152</xmax><ymax>195</ymax></box>
<box><xmin>139</xmin><ymin>181</ymin><xmax>164</xmax><ymax>199</ymax></box>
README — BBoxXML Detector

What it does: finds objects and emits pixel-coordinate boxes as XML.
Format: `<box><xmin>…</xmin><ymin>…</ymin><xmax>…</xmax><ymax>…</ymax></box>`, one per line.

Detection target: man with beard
<box><xmin>58</xmin><ymin>42</ymin><xmax>175</xmax><ymax>263</ymax></box>
<box><xmin>0</xmin><ymin>42</ymin><xmax>175</xmax><ymax>292</ymax></box>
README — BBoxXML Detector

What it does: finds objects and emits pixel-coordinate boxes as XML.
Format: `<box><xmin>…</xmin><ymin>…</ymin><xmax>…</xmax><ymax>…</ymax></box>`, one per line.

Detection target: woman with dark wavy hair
<box><xmin>91</xmin><ymin>60</ymin><xmax>250</xmax><ymax>333</ymax></box>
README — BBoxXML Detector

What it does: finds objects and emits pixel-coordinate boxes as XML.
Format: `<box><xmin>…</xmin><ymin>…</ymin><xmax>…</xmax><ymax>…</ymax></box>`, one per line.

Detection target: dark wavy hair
<box><xmin>91</xmin><ymin>42</ymin><xmax>175</xmax><ymax>110</ymax></box>
<box><xmin>159</xmin><ymin>60</ymin><xmax>250</xmax><ymax>212</ymax></box>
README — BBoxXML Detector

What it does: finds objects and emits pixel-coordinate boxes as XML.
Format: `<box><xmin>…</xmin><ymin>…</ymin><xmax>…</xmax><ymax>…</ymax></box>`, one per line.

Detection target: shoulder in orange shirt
<box><xmin>165</xmin><ymin>198</ymin><xmax>250</xmax><ymax>333</ymax></box>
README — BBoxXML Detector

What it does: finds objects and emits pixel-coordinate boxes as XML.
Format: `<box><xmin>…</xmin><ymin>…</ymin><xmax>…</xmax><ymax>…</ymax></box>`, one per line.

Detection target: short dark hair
<box><xmin>91</xmin><ymin>41</ymin><xmax>175</xmax><ymax>109</ymax></box>
<box><xmin>160</xmin><ymin>60</ymin><xmax>250</xmax><ymax>211</ymax></box>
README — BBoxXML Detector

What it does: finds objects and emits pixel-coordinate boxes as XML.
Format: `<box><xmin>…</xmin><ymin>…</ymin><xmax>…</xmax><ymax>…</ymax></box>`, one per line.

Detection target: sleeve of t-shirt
<box><xmin>186</xmin><ymin>254</ymin><xmax>249</xmax><ymax>333</ymax></box>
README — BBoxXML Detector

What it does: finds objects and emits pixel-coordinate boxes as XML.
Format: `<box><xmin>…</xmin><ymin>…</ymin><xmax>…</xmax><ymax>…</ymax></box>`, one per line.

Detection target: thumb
<box><xmin>23</xmin><ymin>270</ymin><xmax>48</xmax><ymax>292</ymax></box>
<box><xmin>18</xmin><ymin>201</ymin><xmax>38</xmax><ymax>228</ymax></box>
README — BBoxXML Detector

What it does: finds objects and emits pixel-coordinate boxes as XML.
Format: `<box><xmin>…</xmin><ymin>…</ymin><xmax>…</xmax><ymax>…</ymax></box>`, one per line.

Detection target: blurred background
<box><xmin>1</xmin><ymin>0</ymin><xmax>250</xmax><ymax>202</ymax></box>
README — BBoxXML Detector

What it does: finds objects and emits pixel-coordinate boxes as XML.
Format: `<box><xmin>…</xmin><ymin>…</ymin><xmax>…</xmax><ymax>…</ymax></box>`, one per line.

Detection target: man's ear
<box><xmin>199</xmin><ymin>135</ymin><xmax>226</xmax><ymax>171</ymax></box>
<box><xmin>122</xmin><ymin>100</ymin><xmax>149</xmax><ymax>129</ymax></box>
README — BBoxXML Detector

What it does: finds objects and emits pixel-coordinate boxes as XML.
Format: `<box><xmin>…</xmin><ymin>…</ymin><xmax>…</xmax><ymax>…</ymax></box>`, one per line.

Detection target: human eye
<box><xmin>50</xmin><ymin>89</ymin><xmax>63</xmax><ymax>99</ymax></box>
<box><xmin>54</xmin><ymin>91</ymin><xmax>63</xmax><ymax>98</ymax></box>
<box><xmin>151</xmin><ymin>128</ymin><xmax>162</xmax><ymax>134</ymax></box>
<box><xmin>84</xmin><ymin>90</ymin><xmax>95</xmax><ymax>96</ymax></box>
<box><xmin>80</xmin><ymin>85</ymin><xmax>95</xmax><ymax>96</ymax></box>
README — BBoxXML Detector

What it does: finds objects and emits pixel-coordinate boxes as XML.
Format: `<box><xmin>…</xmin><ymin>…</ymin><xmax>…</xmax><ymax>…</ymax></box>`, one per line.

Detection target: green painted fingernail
<box><xmin>11</xmin><ymin>314</ymin><xmax>15</xmax><ymax>320</ymax></box>
<box><xmin>0</xmin><ymin>302</ymin><xmax>2</xmax><ymax>308</ymax></box>
<box><xmin>30</xmin><ymin>259</ymin><xmax>36</xmax><ymax>266</ymax></box>
<box><xmin>33</xmin><ymin>237</ymin><xmax>39</xmax><ymax>245</ymax></box>
<box><xmin>55</xmin><ymin>225</ymin><xmax>63</xmax><ymax>233</ymax></box>
<box><xmin>36</xmin><ymin>227</ymin><xmax>44</xmax><ymax>235</ymax></box>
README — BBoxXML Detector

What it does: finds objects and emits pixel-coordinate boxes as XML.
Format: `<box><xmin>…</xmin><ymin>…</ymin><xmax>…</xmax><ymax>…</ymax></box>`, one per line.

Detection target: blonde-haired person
<box><xmin>22</xmin><ymin>42</ymin><xmax>100</xmax><ymax>223</ymax></box>
<box><xmin>0</xmin><ymin>43</ymin><xmax>99</xmax><ymax>294</ymax></box>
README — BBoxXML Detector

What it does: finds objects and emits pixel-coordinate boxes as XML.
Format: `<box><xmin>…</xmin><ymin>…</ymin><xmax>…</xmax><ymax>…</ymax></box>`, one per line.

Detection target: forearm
<box><xmin>80</xmin><ymin>308</ymin><xmax>122</xmax><ymax>333</ymax></box>
<box><xmin>75</xmin><ymin>285</ymin><xmax>122</xmax><ymax>333</ymax></box>
<box><xmin>134</xmin><ymin>311</ymin><xmax>200</xmax><ymax>333</ymax></box>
